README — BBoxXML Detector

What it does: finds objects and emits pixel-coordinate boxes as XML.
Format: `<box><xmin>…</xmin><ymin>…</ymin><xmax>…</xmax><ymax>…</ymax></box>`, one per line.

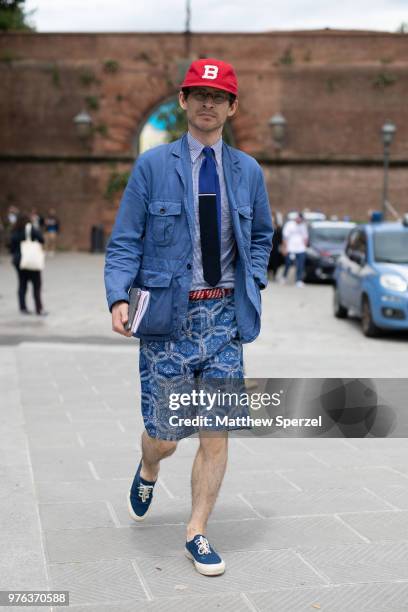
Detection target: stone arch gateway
<box><xmin>1</xmin><ymin>31</ymin><xmax>407</xmax><ymax>249</ymax></box>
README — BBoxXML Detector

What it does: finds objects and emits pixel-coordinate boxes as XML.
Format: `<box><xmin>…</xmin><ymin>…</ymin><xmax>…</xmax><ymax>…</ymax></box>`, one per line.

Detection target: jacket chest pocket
<box><xmin>147</xmin><ymin>200</ymin><xmax>182</xmax><ymax>246</ymax></box>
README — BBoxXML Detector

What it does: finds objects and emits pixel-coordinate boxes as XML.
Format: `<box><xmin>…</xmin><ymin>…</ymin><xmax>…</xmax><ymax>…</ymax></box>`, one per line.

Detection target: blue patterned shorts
<box><xmin>138</xmin><ymin>293</ymin><xmax>248</xmax><ymax>440</ymax></box>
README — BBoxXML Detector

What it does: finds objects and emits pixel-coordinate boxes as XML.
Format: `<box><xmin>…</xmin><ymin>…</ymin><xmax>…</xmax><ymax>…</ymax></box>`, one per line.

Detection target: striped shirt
<box><xmin>187</xmin><ymin>131</ymin><xmax>236</xmax><ymax>290</ymax></box>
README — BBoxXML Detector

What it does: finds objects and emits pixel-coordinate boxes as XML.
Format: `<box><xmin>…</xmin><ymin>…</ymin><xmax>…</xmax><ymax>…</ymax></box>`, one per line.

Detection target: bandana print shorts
<box><xmin>138</xmin><ymin>293</ymin><xmax>250</xmax><ymax>440</ymax></box>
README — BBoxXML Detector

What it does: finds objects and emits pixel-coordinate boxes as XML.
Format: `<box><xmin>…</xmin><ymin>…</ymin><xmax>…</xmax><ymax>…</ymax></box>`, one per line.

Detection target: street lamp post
<box><xmin>268</xmin><ymin>113</ymin><xmax>287</xmax><ymax>152</ymax></box>
<box><xmin>381</xmin><ymin>120</ymin><xmax>396</xmax><ymax>220</ymax></box>
<box><xmin>73</xmin><ymin>110</ymin><xmax>93</xmax><ymax>140</ymax></box>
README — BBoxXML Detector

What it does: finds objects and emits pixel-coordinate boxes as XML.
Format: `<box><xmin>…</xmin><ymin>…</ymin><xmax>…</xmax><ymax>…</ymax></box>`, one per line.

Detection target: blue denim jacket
<box><xmin>104</xmin><ymin>133</ymin><xmax>273</xmax><ymax>343</ymax></box>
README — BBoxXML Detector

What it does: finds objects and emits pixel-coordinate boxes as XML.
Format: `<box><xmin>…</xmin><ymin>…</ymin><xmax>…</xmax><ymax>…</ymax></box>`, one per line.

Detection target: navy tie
<box><xmin>199</xmin><ymin>146</ymin><xmax>221</xmax><ymax>287</ymax></box>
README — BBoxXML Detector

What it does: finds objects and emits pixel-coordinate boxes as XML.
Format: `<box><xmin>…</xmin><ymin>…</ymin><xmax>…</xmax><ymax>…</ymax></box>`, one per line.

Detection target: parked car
<box><xmin>302</xmin><ymin>211</ymin><xmax>327</xmax><ymax>222</ymax></box>
<box><xmin>304</xmin><ymin>221</ymin><xmax>356</xmax><ymax>282</ymax></box>
<box><xmin>333</xmin><ymin>217</ymin><xmax>408</xmax><ymax>336</ymax></box>
<box><xmin>286</xmin><ymin>210</ymin><xmax>327</xmax><ymax>222</ymax></box>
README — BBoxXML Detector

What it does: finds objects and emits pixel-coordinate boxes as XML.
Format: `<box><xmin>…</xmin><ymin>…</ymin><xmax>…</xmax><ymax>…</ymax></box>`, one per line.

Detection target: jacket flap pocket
<box><xmin>149</xmin><ymin>201</ymin><xmax>182</xmax><ymax>216</ymax></box>
<box><xmin>138</xmin><ymin>269</ymin><xmax>173</xmax><ymax>287</ymax></box>
<box><xmin>237</xmin><ymin>206</ymin><xmax>253</xmax><ymax>219</ymax></box>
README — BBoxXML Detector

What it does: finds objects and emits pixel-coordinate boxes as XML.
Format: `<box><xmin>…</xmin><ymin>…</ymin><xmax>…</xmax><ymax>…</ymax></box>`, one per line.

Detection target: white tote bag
<box><xmin>19</xmin><ymin>223</ymin><xmax>45</xmax><ymax>271</ymax></box>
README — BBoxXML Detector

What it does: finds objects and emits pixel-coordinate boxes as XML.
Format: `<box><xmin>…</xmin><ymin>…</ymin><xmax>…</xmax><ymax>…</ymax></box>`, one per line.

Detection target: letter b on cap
<box><xmin>202</xmin><ymin>65</ymin><xmax>218</xmax><ymax>80</ymax></box>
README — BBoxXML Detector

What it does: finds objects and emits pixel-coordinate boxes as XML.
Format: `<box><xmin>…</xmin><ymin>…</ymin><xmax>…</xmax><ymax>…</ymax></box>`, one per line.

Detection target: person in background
<box><xmin>9</xmin><ymin>213</ymin><xmax>48</xmax><ymax>316</ymax></box>
<box><xmin>0</xmin><ymin>217</ymin><xmax>5</xmax><ymax>254</ymax></box>
<box><xmin>30</xmin><ymin>208</ymin><xmax>44</xmax><ymax>231</ymax></box>
<box><xmin>268</xmin><ymin>211</ymin><xmax>284</xmax><ymax>280</ymax></box>
<box><xmin>281</xmin><ymin>212</ymin><xmax>308</xmax><ymax>287</ymax></box>
<box><xmin>7</xmin><ymin>205</ymin><xmax>19</xmax><ymax>227</ymax></box>
<box><xmin>44</xmin><ymin>208</ymin><xmax>60</xmax><ymax>256</ymax></box>
<box><xmin>4</xmin><ymin>206</ymin><xmax>19</xmax><ymax>250</ymax></box>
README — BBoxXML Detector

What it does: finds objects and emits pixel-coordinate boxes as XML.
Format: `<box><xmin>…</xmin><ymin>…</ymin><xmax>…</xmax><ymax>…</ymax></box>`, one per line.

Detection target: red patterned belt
<box><xmin>188</xmin><ymin>287</ymin><xmax>234</xmax><ymax>301</ymax></box>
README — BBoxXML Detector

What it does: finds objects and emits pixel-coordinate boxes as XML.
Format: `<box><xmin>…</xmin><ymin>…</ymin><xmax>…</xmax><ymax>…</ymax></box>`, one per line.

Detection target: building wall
<box><xmin>1</xmin><ymin>31</ymin><xmax>407</xmax><ymax>248</ymax></box>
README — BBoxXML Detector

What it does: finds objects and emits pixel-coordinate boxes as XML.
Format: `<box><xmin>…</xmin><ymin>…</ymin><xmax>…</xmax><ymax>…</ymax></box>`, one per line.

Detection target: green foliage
<box><xmin>50</xmin><ymin>64</ymin><xmax>60</xmax><ymax>88</ymax></box>
<box><xmin>326</xmin><ymin>77</ymin><xmax>339</xmax><ymax>94</ymax></box>
<box><xmin>135</xmin><ymin>51</ymin><xmax>154</xmax><ymax>64</ymax></box>
<box><xmin>94</xmin><ymin>123</ymin><xmax>108</xmax><ymax>137</ymax></box>
<box><xmin>43</xmin><ymin>63</ymin><xmax>61</xmax><ymax>87</ymax></box>
<box><xmin>116</xmin><ymin>94</ymin><xmax>124</xmax><ymax>102</ymax></box>
<box><xmin>373</xmin><ymin>72</ymin><xmax>397</xmax><ymax>90</ymax></box>
<box><xmin>0</xmin><ymin>0</ymin><xmax>35</xmax><ymax>31</ymax></box>
<box><xmin>0</xmin><ymin>49</ymin><xmax>20</xmax><ymax>62</ymax></box>
<box><xmin>79</xmin><ymin>68</ymin><xmax>97</xmax><ymax>87</ymax></box>
<box><xmin>85</xmin><ymin>95</ymin><xmax>99</xmax><ymax>111</ymax></box>
<box><xmin>105</xmin><ymin>171</ymin><xmax>130</xmax><ymax>200</ymax></box>
<box><xmin>279</xmin><ymin>48</ymin><xmax>294</xmax><ymax>66</ymax></box>
<box><xmin>103</xmin><ymin>59</ymin><xmax>119</xmax><ymax>74</ymax></box>
<box><xmin>156</xmin><ymin>103</ymin><xmax>187</xmax><ymax>143</ymax></box>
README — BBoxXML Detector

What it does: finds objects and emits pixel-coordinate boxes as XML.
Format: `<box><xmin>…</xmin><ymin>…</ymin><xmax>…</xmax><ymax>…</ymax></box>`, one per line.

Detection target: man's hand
<box><xmin>111</xmin><ymin>301</ymin><xmax>133</xmax><ymax>337</ymax></box>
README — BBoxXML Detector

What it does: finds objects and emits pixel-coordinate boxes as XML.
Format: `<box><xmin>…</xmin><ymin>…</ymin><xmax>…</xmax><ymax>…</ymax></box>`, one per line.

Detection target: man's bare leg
<box><xmin>140</xmin><ymin>430</ymin><xmax>177</xmax><ymax>481</ymax></box>
<box><xmin>186</xmin><ymin>431</ymin><xmax>228</xmax><ymax>540</ymax></box>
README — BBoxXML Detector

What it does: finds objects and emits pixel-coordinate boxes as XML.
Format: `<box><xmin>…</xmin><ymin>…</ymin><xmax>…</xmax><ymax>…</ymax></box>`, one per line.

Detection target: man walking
<box><xmin>281</xmin><ymin>212</ymin><xmax>308</xmax><ymax>286</ymax></box>
<box><xmin>104</xmin><ymin>58</ymin><xmax>273</xmax><ymax>576</ymax></box>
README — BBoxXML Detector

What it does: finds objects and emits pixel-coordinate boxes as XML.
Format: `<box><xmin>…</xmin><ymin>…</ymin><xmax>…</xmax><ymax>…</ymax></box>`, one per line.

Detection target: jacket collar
<box><xmin>186</xmin><ymin>131</ymin><xmax>223</xmax><ymax>166</ymax></box>
<box><xmin>170</xmin><ymin>132</ymin><xmax>242</xmax><ymax>204</ymax></box>
<box><xmin>222</xmin><ymin>140</ymin><xmax>241</xmax><ymax>194</ymax></box>
<box><xmin>171</xmin><ymin>133</ymin><xmax>240</xmax><ymax>164</ymax></box>
<box><xmin>169</xmin><ymin>134</ymin><xmax>185</xmax><ymax>159</ymax></box>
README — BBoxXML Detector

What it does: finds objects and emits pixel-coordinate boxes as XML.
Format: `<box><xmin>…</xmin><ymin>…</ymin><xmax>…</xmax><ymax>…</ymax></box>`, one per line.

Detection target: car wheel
<box><xmin>361</xmin><ymin>295</ymin><xmax>381</xmax><ymax>337</ymax></box>
<box><xmin>333</xmin><ymin>287</ymin><xmax>348</xmax><ymax>319</ymax></box>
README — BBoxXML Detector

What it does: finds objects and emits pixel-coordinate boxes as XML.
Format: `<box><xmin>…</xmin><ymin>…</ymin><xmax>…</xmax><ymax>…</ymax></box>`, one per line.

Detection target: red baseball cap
<box><xmin>181</xmin><ymin>58</ymin><xmax>238</xmax><ymax>96</ymax></box>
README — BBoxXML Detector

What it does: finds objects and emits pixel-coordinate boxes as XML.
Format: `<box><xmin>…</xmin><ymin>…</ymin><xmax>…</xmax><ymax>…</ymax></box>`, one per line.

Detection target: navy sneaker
<box><xmin>185</xmin><ymin>534</ymin><xmax>225</xmax><ymax>576</ymax></box>
<box><xmin>128</xmin><ymin>460</ymin><xmax>157</xmax><ymax>521</ymax></box>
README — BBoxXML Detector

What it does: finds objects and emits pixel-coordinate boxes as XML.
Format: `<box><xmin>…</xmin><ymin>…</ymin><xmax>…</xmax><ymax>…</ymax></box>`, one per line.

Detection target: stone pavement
<box><xmin>1</xmin><ymin>253</ymin><xmax>408</xmax><ymax>611</ymax></box>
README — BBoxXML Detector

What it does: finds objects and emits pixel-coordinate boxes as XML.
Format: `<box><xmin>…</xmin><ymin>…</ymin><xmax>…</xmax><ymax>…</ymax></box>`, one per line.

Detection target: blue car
<box><xmin>333</xmin><ymin>216</ymin><xmax>408</xmax><ymax>336</ymax></box>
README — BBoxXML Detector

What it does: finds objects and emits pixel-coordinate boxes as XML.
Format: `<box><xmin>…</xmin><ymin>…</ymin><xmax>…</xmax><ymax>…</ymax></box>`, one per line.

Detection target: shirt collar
<box><xmin>187</xmin><ymin>131</ymin><xmax>223</xmax><ymax>166</ymax></box>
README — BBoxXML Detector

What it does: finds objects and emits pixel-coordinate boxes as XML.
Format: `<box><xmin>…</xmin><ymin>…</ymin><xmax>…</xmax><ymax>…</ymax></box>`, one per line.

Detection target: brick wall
<box><xmin>1</xmin><ymin>31</ymin><xmax>407</xmax><ymax>248</ymax></box>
